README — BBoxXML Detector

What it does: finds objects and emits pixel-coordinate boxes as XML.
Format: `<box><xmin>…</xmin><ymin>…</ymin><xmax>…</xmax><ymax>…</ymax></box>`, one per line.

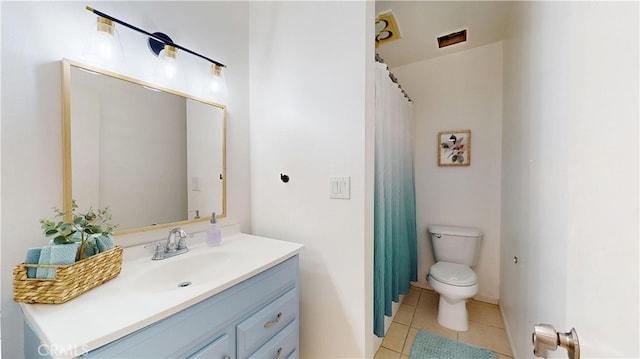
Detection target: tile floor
<box><xmin>374</xmin><ymin>285</ymin><xmax>513</xmax><ymax>359</ymax></box>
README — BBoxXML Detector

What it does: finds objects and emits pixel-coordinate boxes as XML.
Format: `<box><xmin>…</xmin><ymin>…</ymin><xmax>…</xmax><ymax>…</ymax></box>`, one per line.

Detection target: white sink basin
<box><xmin>132</xmin><ymin>249</ymin><xmax>240</xmax><ymax>292</ymax></box>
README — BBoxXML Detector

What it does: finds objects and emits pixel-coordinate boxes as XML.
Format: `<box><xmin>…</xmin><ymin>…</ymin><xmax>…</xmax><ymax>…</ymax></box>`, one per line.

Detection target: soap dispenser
<box><xmin>205</xmin><ymin>212</ymin><xmax>222</xmax><ymax>246</ymax></box>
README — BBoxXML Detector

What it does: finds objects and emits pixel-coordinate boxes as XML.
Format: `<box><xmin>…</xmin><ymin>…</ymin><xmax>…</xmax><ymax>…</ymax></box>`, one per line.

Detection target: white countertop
<box><xmin>19</xmin><ymin>229</ymin><xmax>304</xmax><ymax>358</ymax></box>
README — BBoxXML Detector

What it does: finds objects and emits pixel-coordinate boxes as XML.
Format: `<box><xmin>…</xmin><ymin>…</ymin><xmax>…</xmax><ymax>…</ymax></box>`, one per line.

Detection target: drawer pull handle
<box><xmin>272</xmin><ymin>347</ymin><xmax>282</xmax><ymax>359</ymax></box>
<box><xmin>264</xmin><ymin>312</ymin><xmax>283</xmax><ymax>328</ymax></box>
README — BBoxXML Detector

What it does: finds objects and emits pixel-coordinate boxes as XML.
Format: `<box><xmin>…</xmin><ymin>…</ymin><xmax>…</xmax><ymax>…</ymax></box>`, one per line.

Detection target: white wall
<box><xmin>564</xmin><ymin>2</ymin><xmax>638</xmax><ymax>355</ymax></box>
<box><xmin>501</xmin><ymin>2</ymin><xmax>639</xmax><ymax>358</ymax></box>
<box><xmin>1</xmin><ymin>2</ymin><xmax>250</xmax><ymax>358</ymax></box>
<box><xmin>391</xmin><ymin>42</ymin><xmax>503</xmax><ymax>303</ymax></box>
<box><xmin>0</xmin><ymin>2</ymin><xmax>3</xmax><ymax>352</ymax></box>
<box><xmin>249</xmin><ymin>2</ymin><xmax>375</xmax><ymax>357</ymax></box>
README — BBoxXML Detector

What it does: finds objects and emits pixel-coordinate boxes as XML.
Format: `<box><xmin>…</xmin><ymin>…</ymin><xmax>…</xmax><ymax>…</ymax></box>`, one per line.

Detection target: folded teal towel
<box><xmin>50</xmin><ymin>244</ymin><xmax>78</xmax><ymax>267</ymax></box>
<box><xmin>36</xmin><ymin>243</ymin><xmax>79</xmax><ymax>278</ymax></box>
<box><xmin>25</xmin><ymin>248</ymin><xmax>42</xmax><ymax>278</ymax></box>
<box><xmin>96</xmin><ymin>235</ymin><xmax>116</xmax><ymax>252</ymax></box>
<box><xmin>49</xmin><ymin>236</ymin><xmax>101</xmax><ymax>259</ymax></box>
<box><xmin>81</xmin><ymin>245</ymin><xmax>97</xmax><ymax>259</ymax></box>
<box><xmin>36</xmin><ymin>246</ymin><xmax>52</xmax><ymax>279</ymax></box>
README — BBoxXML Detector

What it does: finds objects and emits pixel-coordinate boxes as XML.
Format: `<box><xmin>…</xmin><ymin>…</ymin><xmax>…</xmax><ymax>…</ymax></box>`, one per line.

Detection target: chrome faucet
<box><xmin>167</xmin><ymin>227</ymin><xmax>188</xmax><ymax>251</ymax></box>
<box><xmin>145</xmin><ymin>227</ymin><xmax>190</xmax><ymax>260</ymax></box>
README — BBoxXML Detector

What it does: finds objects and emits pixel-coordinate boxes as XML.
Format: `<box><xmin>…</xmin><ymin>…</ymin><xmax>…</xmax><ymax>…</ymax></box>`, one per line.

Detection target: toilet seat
<box><xmin>429</xmin><ymin>262</ymin><xmax>477</xmax><ymax>286</ymax></box>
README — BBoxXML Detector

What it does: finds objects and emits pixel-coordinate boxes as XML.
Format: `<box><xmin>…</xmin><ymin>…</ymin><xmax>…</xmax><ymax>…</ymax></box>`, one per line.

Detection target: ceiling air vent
<box><xmin>437</xmin><ymin>29</ymin><xmax>467</xmax><ymax>48</ymax></box>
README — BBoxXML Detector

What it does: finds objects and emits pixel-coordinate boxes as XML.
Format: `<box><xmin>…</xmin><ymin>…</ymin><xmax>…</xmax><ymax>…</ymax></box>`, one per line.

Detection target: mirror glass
<box><xmin>63</xmin><ymin>59</ymin><xmax>226</xmax><ymax>234</ymax></box>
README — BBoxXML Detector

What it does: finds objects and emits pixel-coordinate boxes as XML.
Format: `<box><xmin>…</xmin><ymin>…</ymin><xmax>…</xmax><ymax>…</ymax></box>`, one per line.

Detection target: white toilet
<box><xmin>427</xmin><ymin>224</ymin><xmax>483</xmax><ymax>332</ymax></box>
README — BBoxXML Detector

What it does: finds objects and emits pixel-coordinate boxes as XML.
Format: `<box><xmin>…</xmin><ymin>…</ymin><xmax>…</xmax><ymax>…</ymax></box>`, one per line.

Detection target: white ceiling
<box><xmin>375</xmin><ymin>1</ymin><xmax>513</xmax><ymax>68</ymax></box>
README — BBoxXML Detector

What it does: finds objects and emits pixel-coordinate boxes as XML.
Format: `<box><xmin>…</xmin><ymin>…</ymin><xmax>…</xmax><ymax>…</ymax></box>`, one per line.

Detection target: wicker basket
<box><xmin>13</xmin><ymin>245</ymin><xmax>123</xmax><ymax>304</ymax></box>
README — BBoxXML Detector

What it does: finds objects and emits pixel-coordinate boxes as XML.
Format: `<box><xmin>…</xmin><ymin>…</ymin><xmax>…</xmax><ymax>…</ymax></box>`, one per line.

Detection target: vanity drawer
<box><xmin>190</xmin><ymin>333</ymin><xmax>230</xmax><ymax>359</ymax></box>
<box><xmin>246</xmin><ymin>319</ymin><xmax>298</xmax><ymax>359</ymax></box>
<box><xmin>237</xmin><ymin>287</ymin><xmax>298</xmax><ymax>357</ymax></box>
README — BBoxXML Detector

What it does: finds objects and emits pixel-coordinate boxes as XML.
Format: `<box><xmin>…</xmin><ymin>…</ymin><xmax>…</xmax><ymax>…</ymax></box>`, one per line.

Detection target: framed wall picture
<box><xmin>438</xmin><ymin>130</ymin><xmax>471</xmax><ymax>166</ymax></box>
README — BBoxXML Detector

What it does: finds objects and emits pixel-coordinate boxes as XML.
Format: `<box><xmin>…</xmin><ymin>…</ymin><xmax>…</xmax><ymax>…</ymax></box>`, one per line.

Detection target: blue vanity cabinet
<box><xmin>24</xmin><ymin>255</ymin><xmax>299</xmax><ymax>359</ymax></box>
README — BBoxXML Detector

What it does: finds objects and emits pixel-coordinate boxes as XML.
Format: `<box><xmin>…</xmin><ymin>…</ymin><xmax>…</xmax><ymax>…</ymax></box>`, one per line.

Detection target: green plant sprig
<box><xmin>39</xmin><ymin>200</ymin><xmax>117</xmax><ymax>260</ymax></box>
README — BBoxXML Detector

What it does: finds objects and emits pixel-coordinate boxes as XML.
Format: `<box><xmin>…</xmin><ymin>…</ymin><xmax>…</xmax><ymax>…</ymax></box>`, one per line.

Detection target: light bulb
<box><xmin>209</xmin><ymin>64</ymin><xmax>228</xmax><ymax>100</ymax></box>
<box><xmin>159</xmin><ymin>45</ymin><xmax>177</xmax><ymax>79</ymax></box>
<box><xmin>152</xmin><ymin>45</ymin><xmax>179</xmax><ymax>86</ymax></box>
<box><xmin>82</xmin><ymin>16</ymin><xmax>125</xmax><ymax>66</ymax></box>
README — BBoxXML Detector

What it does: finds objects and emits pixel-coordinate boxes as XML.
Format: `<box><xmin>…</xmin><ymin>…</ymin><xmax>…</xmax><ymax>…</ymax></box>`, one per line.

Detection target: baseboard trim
<box><xmin>499</xmin><ymin>299</ymin><xmax>518</xmax><ymax>358</ymax></box>
<box><xmin>473</xmin><ymin>294</ymin><xmax>499</xmax><ymax>305</ymax></box>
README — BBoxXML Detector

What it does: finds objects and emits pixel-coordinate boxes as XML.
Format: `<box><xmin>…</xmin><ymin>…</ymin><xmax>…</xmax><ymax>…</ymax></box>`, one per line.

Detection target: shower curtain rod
<box><xmin>375</xmin><ymin>54</ymin><xmax>412</xmax><ymax>102</ymax></box>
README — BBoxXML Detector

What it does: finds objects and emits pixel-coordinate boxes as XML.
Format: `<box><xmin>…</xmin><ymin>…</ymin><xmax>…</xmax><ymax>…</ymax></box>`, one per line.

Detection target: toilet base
<box><xmin>437</xmin><ymin>295</ymin><xmax>469</xmax><ymax>331</ymax></box>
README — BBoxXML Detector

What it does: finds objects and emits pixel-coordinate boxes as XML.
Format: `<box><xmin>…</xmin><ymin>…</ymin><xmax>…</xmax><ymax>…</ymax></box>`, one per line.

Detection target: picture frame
<box><xmin>438</xmin><ymin>130</ymin><xmax>471</xmax><ymax>166</ymax></box>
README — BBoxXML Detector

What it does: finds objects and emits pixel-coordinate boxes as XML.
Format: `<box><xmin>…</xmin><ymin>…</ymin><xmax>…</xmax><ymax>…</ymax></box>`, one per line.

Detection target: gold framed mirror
<box><xmin>62</xmin><ymin>59</ymin><xmax>226</xmax><ymax>235</ymax></box>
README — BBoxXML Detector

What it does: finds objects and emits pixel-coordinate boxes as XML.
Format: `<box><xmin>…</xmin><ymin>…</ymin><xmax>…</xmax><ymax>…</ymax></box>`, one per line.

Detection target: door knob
<box><xmin>532</xmin><ymin>324</ymin><xmax>580</xmax><ymax>359</ymax></box>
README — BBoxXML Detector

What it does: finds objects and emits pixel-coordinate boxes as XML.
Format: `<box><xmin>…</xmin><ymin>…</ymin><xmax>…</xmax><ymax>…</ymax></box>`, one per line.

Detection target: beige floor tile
<box><xmin>374</xmin><ymin>346</ymin><xmax>401</xmax><ymax>359</ymax></box>
<box><xmin>381</xmin><ymin>322</ymin><xmax>410</xmax><ymax>353</ymax></box>
<box><xmin>411</xmin><ymin>307</ymin><xmax>457</xmax><ymax>340</ymax></box>
<box><xmin>393</xmin><ymin>303</ymin><xmax>416</xmax><ymax>326</ymax></box>
<box><xmin>383</xmin><ymin>290</ymin><xmax>513</xmax><ymax>358</ymax></box>
<box><xmin>416</xmin><ymin>289</ymin><xmax>439</xmax><ymax>310</ymax></box>
<box><xmin>458</xmin><ymin>321</ymin><xmax>512</xmax><ymax>356</ymax></box>
<box><xmin>402</xmin><ymin>327</ymin><xmax>420</xmax><ymax>356</ymax></box>
<box><xmin>468</xmin><ymin>299</ymin><xmax>504</xmax><ymax>328</ymax></box>
<box><xmin>402</xmin><ymin>287</ymin><xmax>421</xmax><ymax>307</ymax></box>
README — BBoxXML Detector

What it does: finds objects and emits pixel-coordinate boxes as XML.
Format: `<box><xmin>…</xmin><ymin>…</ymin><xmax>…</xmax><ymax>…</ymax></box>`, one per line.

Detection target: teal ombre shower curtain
<box><xmin>373</xmin><ymin>62</ymin><xmax>417</xmax><ymax>337</ymax></box>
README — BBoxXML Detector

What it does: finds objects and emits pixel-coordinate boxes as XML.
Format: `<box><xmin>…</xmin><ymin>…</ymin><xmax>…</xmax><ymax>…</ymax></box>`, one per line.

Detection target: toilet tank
<box><xmin>428</xmin><ymin>225</ymin><xmax>483</xmax><ymax>266</ymax></box>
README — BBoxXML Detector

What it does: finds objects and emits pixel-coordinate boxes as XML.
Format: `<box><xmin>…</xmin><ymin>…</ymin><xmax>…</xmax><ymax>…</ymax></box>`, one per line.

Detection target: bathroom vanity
<box><xmin>20</xmin><ymin>229</ymin><xmax>303</xmax><ymax>359</ymax></box>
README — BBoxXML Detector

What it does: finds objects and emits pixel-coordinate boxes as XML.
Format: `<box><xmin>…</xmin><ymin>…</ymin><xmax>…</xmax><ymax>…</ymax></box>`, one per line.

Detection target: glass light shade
<box><xmin>82</xmin><ymin>17</ymin><xmax>125</xmax><ymax>66</ymax></box>
<box><xmin>152</xmin><ymin>45</ymin><xmax>179</xmax><ymax>84</ymax></box>
<box><xmin>209</xmin><ymin>64</ymin><xmax>228</xmax><ymax>100</ymax></box>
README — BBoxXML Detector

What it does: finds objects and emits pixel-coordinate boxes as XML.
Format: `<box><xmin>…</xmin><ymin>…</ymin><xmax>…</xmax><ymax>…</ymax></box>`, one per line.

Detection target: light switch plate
<box><xmin>192</xmin><ymin>176</ymin><xmax>202</xmax><ymax>191</ymax></box>
<box><xmin>329</xmin><ymin>176</ymin><xmax>350</xmax><ymax>199</ymax></box>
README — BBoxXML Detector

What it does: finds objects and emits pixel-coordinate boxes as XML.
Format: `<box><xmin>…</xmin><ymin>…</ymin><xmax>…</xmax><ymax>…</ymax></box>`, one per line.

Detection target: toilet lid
<box><xmin>429</xmin><ymin>262</ymin><xmax>477</xmax><ymax>286</ymax></box>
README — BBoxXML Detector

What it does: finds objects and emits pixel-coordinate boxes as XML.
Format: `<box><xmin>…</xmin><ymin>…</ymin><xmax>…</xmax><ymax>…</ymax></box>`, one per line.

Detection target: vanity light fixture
<box><xmin>209</xmin><ymin>64</ymin><xmax>228</xmax><ymax>98</ymax></box>
<box><xmin>159</xmin><ymin>45</ymin><xmax>178</xmax><ymax>78</ymax></box>
<box><xmin>82</xmin><ymin>15</ymin><xmax>124</xmax><ymax>65</ymax></box>
<box><xmin>146</xmin><ymin>31</ymin><xmax>180</xmax><ymax>83</ymax></box>
<box><xmin>84</xmin><ymin>6</ymin><xmax>227</xmax><ymax>88</ymax></box>
<box><xmin>153</xmin><ymin>44</ymin><xmax>179</xmax><ymax>81</ymax></box>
